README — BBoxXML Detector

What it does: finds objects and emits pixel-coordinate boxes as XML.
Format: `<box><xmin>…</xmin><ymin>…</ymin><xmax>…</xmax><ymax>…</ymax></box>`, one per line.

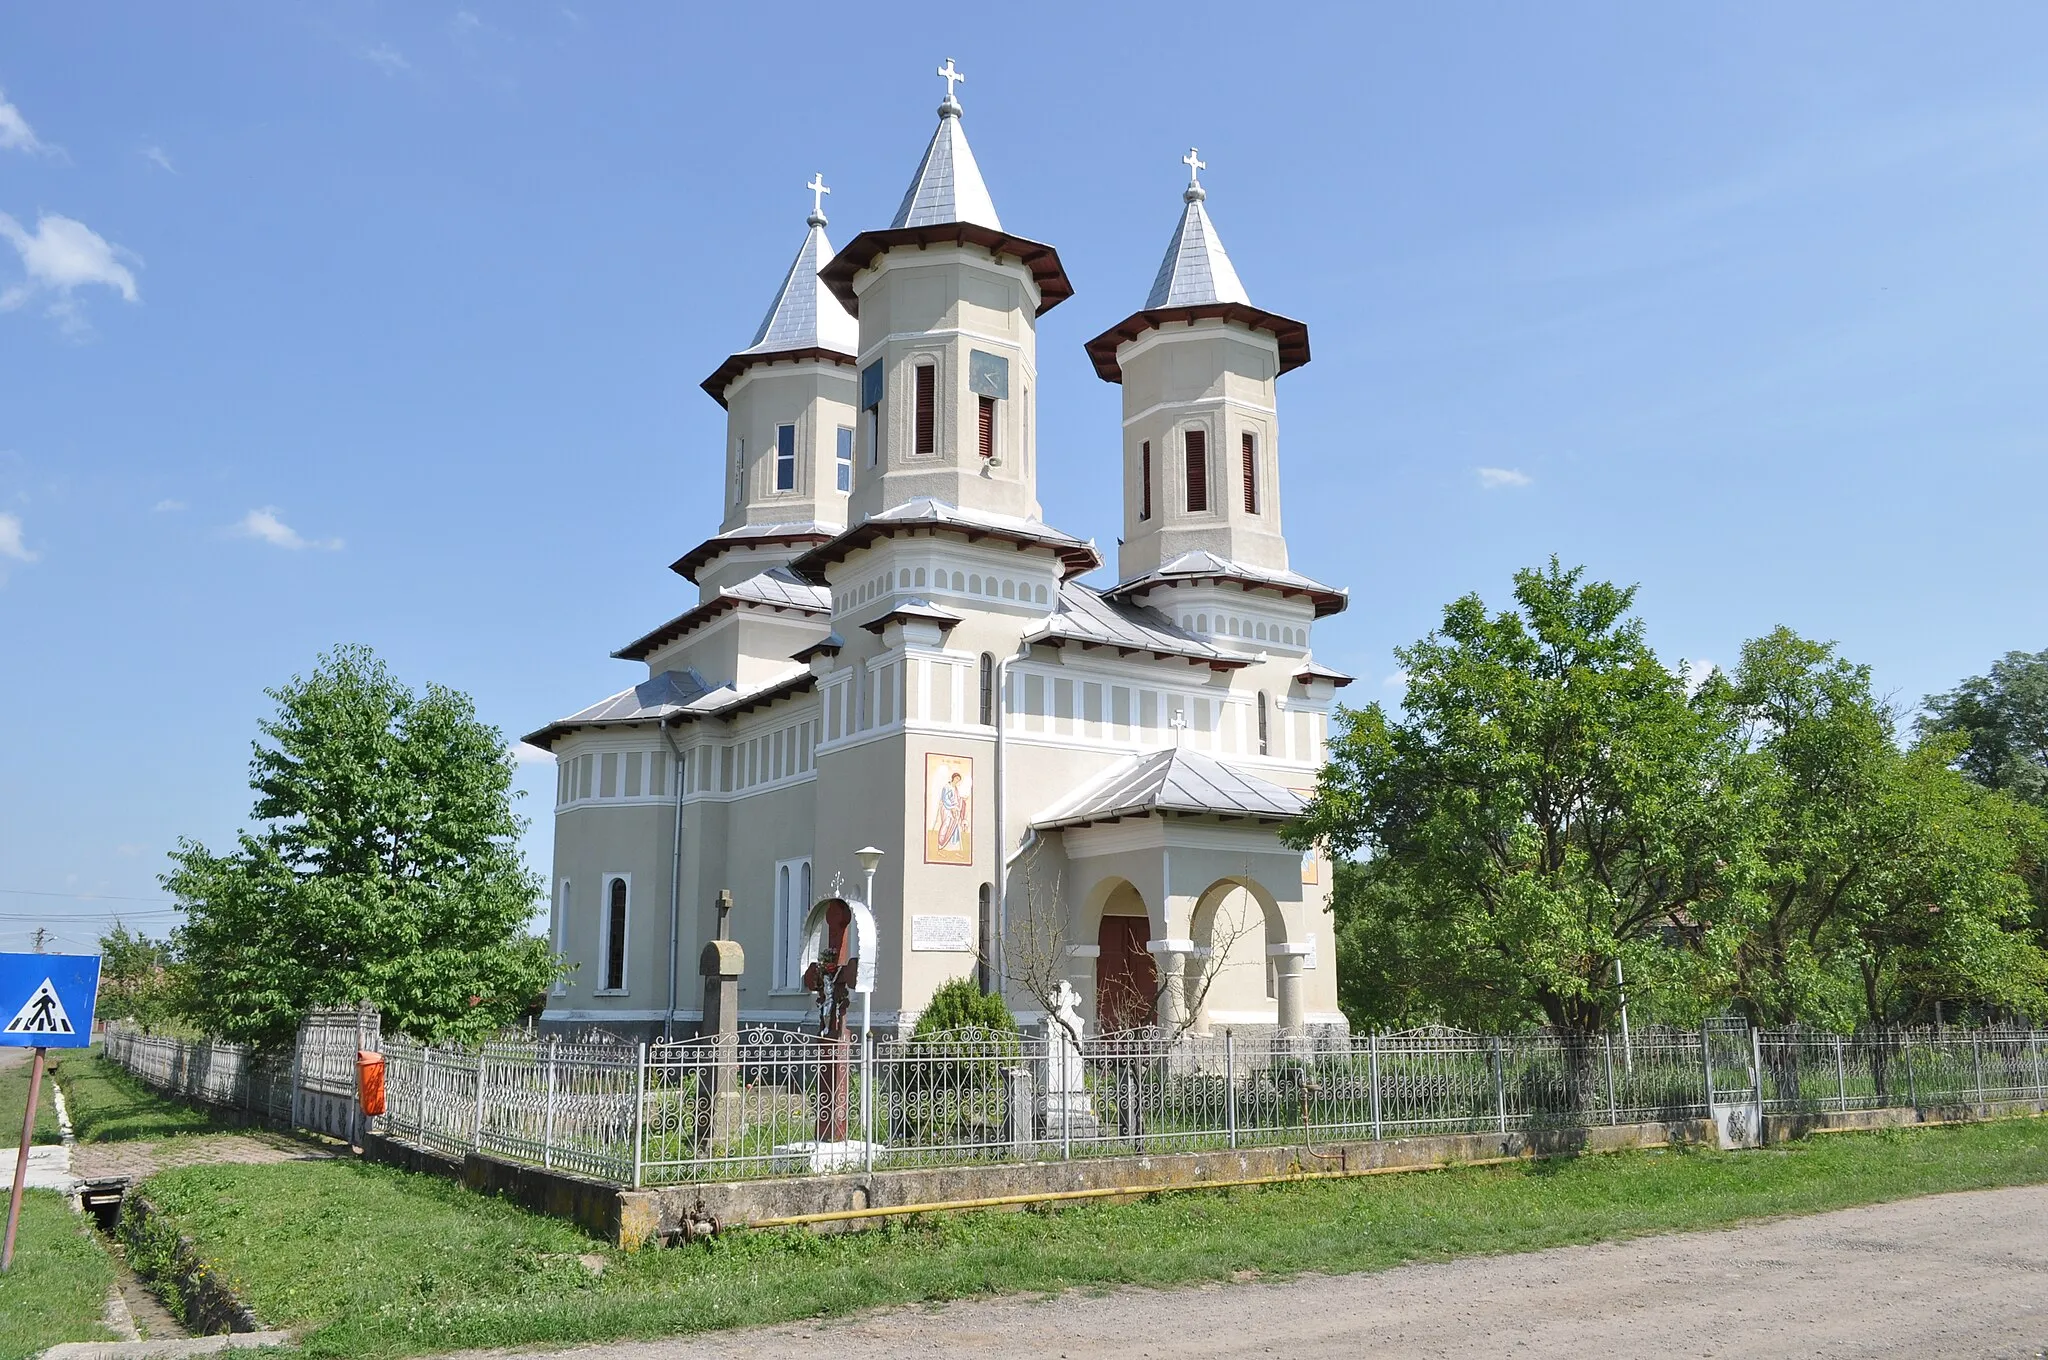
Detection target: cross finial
<box><xmin>1170</xmin><ymin>709</ymin><xmax>1190</xmax><ymax>747</ymax></box>
<box><xmin>1182</xmin><ymin>147</ymin><xmax>1208</xmax><ymax>203</ymax></box>
<box><xmin>936</xmin><ymin>57</ymin><xmax>965</xmax><ymax>110</ymax></box>
<box><xmin>806</xmin><ymin>171</ymin><xmax>830</xmax><ymax>226</ymax></box>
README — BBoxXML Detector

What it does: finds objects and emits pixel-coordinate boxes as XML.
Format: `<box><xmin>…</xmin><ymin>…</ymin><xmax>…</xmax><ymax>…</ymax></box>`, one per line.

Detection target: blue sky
<box><xmin>3</xmin><ymin>5</ymin><xmax>2045</xmax><ymax>955</ymax></box>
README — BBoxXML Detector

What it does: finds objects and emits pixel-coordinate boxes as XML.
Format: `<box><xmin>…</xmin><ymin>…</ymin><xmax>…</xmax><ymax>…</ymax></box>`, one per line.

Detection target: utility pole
<box><xmin>27</xmin><ymin>929</ymin><xmax>48</xmax><ymax>955</ymax></box>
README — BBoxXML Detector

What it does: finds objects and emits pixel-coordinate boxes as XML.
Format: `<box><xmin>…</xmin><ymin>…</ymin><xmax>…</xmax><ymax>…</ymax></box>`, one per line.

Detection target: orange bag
<box><xmin>355</xmin><ymin>1050</ymin><xmax>387</xmax><ymax>1116</ymax></box>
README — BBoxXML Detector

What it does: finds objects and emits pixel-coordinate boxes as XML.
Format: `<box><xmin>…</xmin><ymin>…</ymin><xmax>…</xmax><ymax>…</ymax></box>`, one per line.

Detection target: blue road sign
<box><xmin>0</xmin><ymin>953</ymin><xmax>99</xmax><ymax>1048</ymax></box>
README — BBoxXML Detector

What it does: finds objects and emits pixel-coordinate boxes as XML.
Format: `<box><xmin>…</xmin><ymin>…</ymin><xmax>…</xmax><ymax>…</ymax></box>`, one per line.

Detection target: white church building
<box><xmin>527</xmin><ymin>62</ymin><xmax>1351</xmax><ymax>1041</ymax></box>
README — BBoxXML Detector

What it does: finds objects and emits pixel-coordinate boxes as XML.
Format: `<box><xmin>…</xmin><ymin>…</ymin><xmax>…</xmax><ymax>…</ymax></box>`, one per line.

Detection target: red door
<box><xmin>1096</xmin><ymin>916</ymin><xmax>1158</xmax><ymax>1034</ymax></box>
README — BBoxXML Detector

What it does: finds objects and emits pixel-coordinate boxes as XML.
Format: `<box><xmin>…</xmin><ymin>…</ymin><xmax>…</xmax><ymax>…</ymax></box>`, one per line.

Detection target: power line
<box><xmin>0</xmin><ymin>888</ymin><xmax>180</xmax><ymax>905</ymax></box>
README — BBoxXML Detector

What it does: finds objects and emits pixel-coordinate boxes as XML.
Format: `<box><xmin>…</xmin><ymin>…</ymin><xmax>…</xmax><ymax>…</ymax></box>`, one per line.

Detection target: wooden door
<box><xmin>1096</xmin><ymin>915</ymin><xmax>1157</xmax><ymax>1034</ymax></box>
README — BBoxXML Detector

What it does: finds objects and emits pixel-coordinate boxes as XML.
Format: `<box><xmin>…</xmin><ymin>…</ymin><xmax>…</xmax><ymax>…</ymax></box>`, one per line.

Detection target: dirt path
<box><xmin>470</xmin><ymin>1184</ymin><xmax>2048</xmax><ymax>1360</ymax></box>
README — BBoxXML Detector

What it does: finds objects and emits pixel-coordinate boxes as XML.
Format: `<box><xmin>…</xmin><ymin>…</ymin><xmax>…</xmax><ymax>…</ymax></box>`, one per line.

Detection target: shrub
<box><xmin>912</xmin><ymin>977</ymin><xmax>1017</xmax><ymax>1039</ymax></box>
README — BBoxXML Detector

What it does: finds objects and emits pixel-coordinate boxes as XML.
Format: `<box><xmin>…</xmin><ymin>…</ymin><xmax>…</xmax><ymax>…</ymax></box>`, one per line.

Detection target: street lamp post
<box><xmin>854</xmin><ymin>845</ymin><xmax>883</xmax><ymax>1164</ymax></box>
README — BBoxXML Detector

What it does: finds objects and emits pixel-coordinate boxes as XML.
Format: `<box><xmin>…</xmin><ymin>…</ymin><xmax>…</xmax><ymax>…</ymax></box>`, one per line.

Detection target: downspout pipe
<box><xmin>660</xmin><ymin>718</ymin><xmax>688</xmax><ymax>1043</ymax></box>
<box><xmin>991</xmin><ymin>633</ymin><xmax>1040</xmax><ymax>1001</ymax></box>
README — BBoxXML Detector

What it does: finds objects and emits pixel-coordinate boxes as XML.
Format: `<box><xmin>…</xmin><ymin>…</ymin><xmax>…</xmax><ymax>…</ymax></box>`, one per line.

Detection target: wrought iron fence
<box><xmin>105</xmin><ymin>1019</ymin><xmax>2048</xmax><ymax>1189</ymax></box>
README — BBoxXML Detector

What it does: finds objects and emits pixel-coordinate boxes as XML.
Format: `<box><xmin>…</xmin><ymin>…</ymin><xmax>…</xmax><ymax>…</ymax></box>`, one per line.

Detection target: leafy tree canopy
<box><xmin>163</xmin><ymin>645</ymin><xmax>554</xmax><ymax>1048</ymax></box>
<box><xmin>1921</xmin><ymin>648</ymin><xmax>2048</xmax><ymax>807</ymax></box>
<box><xmin>1291</xmin><ymin>560</ymin><xmax>1752</xmax><ymax>1038</ymax></box>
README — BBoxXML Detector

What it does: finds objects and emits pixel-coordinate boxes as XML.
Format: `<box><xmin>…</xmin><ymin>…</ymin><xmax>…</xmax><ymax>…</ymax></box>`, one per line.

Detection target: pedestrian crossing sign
<box><xmin>0</xmin><ymin>953</ymin><xmax>99</xmax><ymax>1048</ymax></box>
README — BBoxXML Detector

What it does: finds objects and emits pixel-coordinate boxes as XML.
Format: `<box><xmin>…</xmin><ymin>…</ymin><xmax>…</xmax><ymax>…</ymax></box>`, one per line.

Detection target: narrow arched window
<box><xmin>1241</xmin><ymin>431</ymin><xmax>1259</xmax><ymax>513</ymax></box>
<box><xmin>1257</xmin><ymin>692</ymin><xmax>1271</xmax><ymax>756</ymax></box>
<box><xmin>1140</xmin><ymin>440</ymin><xmax>1153</xmax><ymax>521</ymax></box>
<box><xmin>914</xmin><ymin>361</ymin><xmax>938</xmax><ymax>456</ymax></box>
<box><xmin>603</xmin><ymin>877</ymin><xmax>628</xmax><ymax>991</ymax></box>
<box><xmin>1185</xmin><ymin>428</ymin><xmax>1209</xmax><ymax>512</ymax></box>
<box><xmin>979</xmin><ymin>652</ymin><xmax>996</xmax><ymax>726</ymax></box>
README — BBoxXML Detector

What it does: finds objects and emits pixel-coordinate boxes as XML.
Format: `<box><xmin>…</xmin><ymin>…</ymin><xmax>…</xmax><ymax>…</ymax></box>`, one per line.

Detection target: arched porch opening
<box><xmin>1188</xmin><ymin>876</ymin><xmax>1289</xmax><ymax>1033</ymax></box>
<box><xmin>1093</xmin><ymin>879</ymin><xmax>1156</xmax><ymax>1035</ymax></box>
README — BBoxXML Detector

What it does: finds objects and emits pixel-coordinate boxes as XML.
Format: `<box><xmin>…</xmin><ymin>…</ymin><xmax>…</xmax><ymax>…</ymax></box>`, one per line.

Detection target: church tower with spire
<box><xmin>821</xmin><ymin>59</ymin><xmax>1073</xmax><ymax>525</ymax></box>
<box><xmin>690</xmin><ymin>178</ymin><xmax>861</xmax><ymax>597</ymax></box>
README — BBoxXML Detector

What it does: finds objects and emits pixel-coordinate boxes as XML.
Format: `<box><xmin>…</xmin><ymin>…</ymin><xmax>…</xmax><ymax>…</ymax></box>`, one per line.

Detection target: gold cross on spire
<box><xmin>937</xmin><ymin>57</ymin><xmax>965</xmax><ymax>103</ymax></box>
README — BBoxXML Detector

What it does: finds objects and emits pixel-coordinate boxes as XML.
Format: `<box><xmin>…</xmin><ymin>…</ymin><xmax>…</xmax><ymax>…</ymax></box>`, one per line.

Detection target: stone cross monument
<box><xmin>696</xmin><ymin>888</ymin><xmax>746</xmax><ymax>1147</ymax></box>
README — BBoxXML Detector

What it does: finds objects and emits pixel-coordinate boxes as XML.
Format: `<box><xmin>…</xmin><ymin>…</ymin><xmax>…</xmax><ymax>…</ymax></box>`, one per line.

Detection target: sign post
<box><xmin>1</xmin><ymin>952</ymin><xmax>100</xmax><ymax>1273</ymax></box>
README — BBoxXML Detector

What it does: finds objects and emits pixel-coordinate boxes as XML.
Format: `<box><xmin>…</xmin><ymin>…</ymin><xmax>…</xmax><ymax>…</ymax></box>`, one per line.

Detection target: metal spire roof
<box><xmin>741</xmin><ymin>179</ymin><xmax>858</xmax><ymax>358</ymax></box>
<box><xmin>889</xmin><ymin>59</ymin><xmax>1002</xmax><ymax>231</ymax></box>
<box><xmin>1144</xmin><ymin>149</ymin><xmax>1251</xmax><ymax>309</ymax></box>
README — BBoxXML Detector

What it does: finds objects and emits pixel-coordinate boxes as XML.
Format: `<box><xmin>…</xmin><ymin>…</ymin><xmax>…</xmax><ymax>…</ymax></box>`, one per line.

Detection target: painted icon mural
<box><xmin>924</xmin><ymin>753</ymin><xmax>973</xmax><ymax>864</ymax></box>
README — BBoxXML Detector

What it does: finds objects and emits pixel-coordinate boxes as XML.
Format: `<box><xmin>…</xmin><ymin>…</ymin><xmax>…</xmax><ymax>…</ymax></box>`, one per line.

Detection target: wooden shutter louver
<box><xmin>914</xmin><ymin>364</ymin><xmax>937</xmax><ymax>456</ymax></box>
<box><xmin>1242</xmin><ymin>432</ymin><xmax>1258</xmax><ymax>513</ymax></box>
<box><xmin>1185</xmin><ymin>428</ymin><xmax>1208</xmax><ymax>512</ymax></box>
<box><xmin>1140</xmin><ymin>441</ymin><xmax>1152</xmax><ymax>520</ymax></box>
<box><xmin>978</xmin><ymin>395</ymin><xmax>996</xmax><ymax>461</ymax></box>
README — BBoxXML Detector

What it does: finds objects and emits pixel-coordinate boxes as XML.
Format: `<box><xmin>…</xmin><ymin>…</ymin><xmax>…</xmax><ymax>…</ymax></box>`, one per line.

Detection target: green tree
<box><xmin>96</xmin><ymin>922</ymin><xmax>182</xmax><ymax>1032</ymax></box>
<box><xmin>1289</xmin><ymin>561</ymin><xmax>1753</xmax><ymax>1052</ymax></box>
<box><xmin>1921</xmin><ymin>648</ymin><xmax>2048</xmax><ymax>807</ymax></box>
<box><xmin>164</xmin><ymin>645</ymin><xmax>554</xmax><ymax>1048</ymax></box>
<box><xmin>1713</xmin><ymin>629</ymin><xmax>1896</xmax><ymax>1029</ymax></box>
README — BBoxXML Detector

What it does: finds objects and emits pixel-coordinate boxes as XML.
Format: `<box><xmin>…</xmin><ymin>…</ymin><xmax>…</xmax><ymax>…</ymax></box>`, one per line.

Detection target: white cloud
<box><xmin>141</xmin><ymin>144</ymin><xmax>175</xmax><ymax>174</ymax></box>
<box><xmin>0</xmin><ymin>511</ymin><xmax>37</xmax><ymax>563</ymax></box>
<box><xmin>1682</xmin><ymin>658</ymin><xmax>1719</xmax><ymax>696</ymax></box>
<box><xmin>0</xmin><ymin>213</ymin><xmax>142</xmax><ymax>336</ymax></box>
<box><xmin>0</xmin><ymin>87</ymin><xmax>48</xmax><ymax>155</ymax></box>
<box><xmin>361</xmin><ymin>43</ymin><xmax>411</xmax><ymax>75</ymax></box>
<box><xmin>1381</xmin><ymin>670</ymin><xmax>1410</xmax><ymax>692</ymax></box>
<box><xmin>233</xmin><ymin>507</ymin><xmax>343</xmax><ymax>551</ymax></box>
<box><xmin>151</xmin><ymin>498</ymin><xmax>186</xmax><ymax>513</ymax></box>
<box><xmin>1476</xmin><ymin>466</ymin><xmax>1533</xmax><ymax>490</ymax></box>
<box><xmin>511</xmin><ymin>742</ymin><xmax>555</xmax><ymax>765</ymax></box>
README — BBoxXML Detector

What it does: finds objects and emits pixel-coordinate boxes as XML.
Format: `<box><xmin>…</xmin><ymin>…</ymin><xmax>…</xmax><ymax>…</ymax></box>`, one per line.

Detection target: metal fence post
<box><xmin>472</xmin><ymin>1046</ymin><xmax>487</xmax><ymax>1153</ymax></box>
<box><xmin>542</xmin><ymin>1037</ymin><xmax>558</xmax><ymax>1170</ymax></box>
<box><xmin>1749</xmin><ymin>1026</ymin><xmax>1765</xmax><ymax>1110</ymax></box>
<box><xmin>1225</xmin><ymin>1030</ymin><xmax>1238</xmax><ymax>1150</ymax></box>
<box><xmin>2032</xmin><ymin>1032</ymin><xmax>2045</xmax><ymax>1100</ymax></box>
<box><xmin>1491</xmin><ymin>1037</ymin><xmax>1508</xmax><ymax>1133</ymax></box>
<box><xmin>1902</xmin><ymin>1034</ymin><xmax>1918</xmax><ymax>1114</ymax></box>
<box><xmin>632</xmin><ymin>1042</ymin><xmax>647</xmax><ymax>1189</ymax></box>
<box><xmin>1699</xmin><ymin>1021</ymin><xmax>1716</xmax><ymax>1116</ymax></box>
<box><xmin>1834</xmin><ymin>1035</ymin><xmax>1847</xmax><ymax>1112</ymax></box>
<box><xmin>862</xmin><ymin>1031</ymin><xmax>875</xmax><ymax>1175</ymax></box>
<box><xmin>1368</xmin><ymin>1033</ymin><xmax>1382</xmax><ymax>1141</ymax></box>
<box><xmin>1603</xmin><ymin>1034</ymin><xmax>1618</xmax><ymax>1125</ymax></box>
<box><xmin>1971</xmin><ymin>1034</ymin><xmax>1985</xmax><ymax>1108</ymax></box>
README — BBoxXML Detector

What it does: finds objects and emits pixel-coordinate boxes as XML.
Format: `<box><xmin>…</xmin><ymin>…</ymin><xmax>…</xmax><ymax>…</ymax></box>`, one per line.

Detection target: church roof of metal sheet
<box><xmin>1027</xmin><ymin>580</ymin><xmax>1248</xmax><ymax>671</ymax></box>
<box><xmin>612</xmin><ymin>566</ymin><xmax>831</xmax><ymax>662</ymax></box>
<box><xmin>859</xmin><ymin>598</ymin><xmax>964</xmax><ymax>634</ymax></box>
<box><xmin>1031</xmin><ymin>746</ymin><xmax>1308</xmax><ymax>830</ymax></box>
<box><xmin>1107</xmin><ymin>549</ymin><xmax>1349</xmax><ymax>619</ymax></box>
<box><xmin>699</xmin><ymin>211</ymin><xmax>859</xmax><ymax>405</ymax></box>
<box><xmin>669</xmin><ymin>520</ymin><xmax>841</xmax><ymax>583</ymax></box>
<box><xmin>1146</xmin><ymin>185</ymin><xmax>1249</xmax><ymax>310</ymax></box>
<box><xmin>1082</xmin><ymin>162</ymin><xmax>1309</xmax><ymax>383</ymax></box>
<box><xmin>790</xmin><ymin>498</ymin><xmax>1102</xmax><ymax>581</ymax></box>
<box><xmin>891</xmin><ymin>84</ymin><xmax>1001</xmax><ymax>231</ymax></box>
<box><xmin>1293</xmin><ymin>658</ymin><xmax>1355</xmax><ymax>688</ymax></box>
<box><xmin>522</xmin><ymin>663</ymin><xmax>816</xmax><ymax>750</ymax></box>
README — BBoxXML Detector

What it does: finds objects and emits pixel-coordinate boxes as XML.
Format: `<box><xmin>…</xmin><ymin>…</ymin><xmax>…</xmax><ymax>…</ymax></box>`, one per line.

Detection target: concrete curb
<box><xmin>39</xmin><ymin>1332</ymin><xmax>294</xmax><ymax>1360</ymax></box>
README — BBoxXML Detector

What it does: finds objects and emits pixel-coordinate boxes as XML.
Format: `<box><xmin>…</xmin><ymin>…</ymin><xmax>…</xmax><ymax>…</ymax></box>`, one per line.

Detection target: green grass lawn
<box><xmin>135</xmin><ymin>1115</ymin><xmax>2048</xmax><ymax>1360</ymax></box>
<box><xmin>0</xmin><ymin>1190</ymin><xmax>118</xmax><ymax>1360</ymax></box>
<box><xmin>61</xmin><ymin>1046</ymin><xmax>238</xmax><ymax>1143</ymax></box>
<box><xmin>0</xmin><ymin>1049</ymin><xmax>64</xmax><ymax>1146</ymax></box>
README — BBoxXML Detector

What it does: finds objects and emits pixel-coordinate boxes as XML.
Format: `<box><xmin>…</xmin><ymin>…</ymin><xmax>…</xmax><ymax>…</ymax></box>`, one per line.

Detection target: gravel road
<box><xmin>473</xmin><ymin>1184</ymin><xmax>2048</xmax><ymax>1360</ymax></box>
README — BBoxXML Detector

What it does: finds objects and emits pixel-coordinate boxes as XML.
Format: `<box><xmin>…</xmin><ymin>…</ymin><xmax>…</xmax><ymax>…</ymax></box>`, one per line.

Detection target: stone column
<box><xmin>1269</xmin><ymin>943</ymin><xmax>1313</xmax><ymax>1038</ymax></box>
<box><xmin>1148</xmin><ymin>939</ymin><xmax>1195</xmax><ymax>1032</ymax></box>
<box><xmin>696</xmin><ymin>890</ymin><xmax>745</xmax><ymax>1148</ymax></box>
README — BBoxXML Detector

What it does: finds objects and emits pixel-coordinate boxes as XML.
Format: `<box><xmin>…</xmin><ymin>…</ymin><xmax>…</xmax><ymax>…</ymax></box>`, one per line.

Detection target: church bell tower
<box><xmin>1086</xmin><ymin>152</ymin><xmax>1311</xmax><ymax>583</ymax></box>
<box><xmin>820</xmin><ymin>60</ymin><xmax>1074</xmax><ymax>527</ymax></box>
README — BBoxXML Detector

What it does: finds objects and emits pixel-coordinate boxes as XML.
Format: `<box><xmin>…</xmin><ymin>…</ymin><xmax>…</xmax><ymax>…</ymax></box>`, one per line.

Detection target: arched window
<box><xmin>952</xmin><ymin>571</ymin><xmax>965</xmax><ymax>592</ymax></box>
<box><xmin>603</xmin><ymin>876</ymin><xmax>629</xmax><ymax>992</ymax></box>
<box><xmin>914</xmin><ymin>361</ymin><xmax>938</xmax><ymax>456</ymax></box>
<box><xmin>969</xmin><ymin>574</ymin><xmax>982</xmax><ymax>594</ymax></box>
<box><xmin>1184</xmin><ymin>427</ymin><xmax>1209</xmax><ymax>512</ymax></box>
<box><xmin>979</xmin><ymin>652</ymin><xmax>996</xmax><ymax>726</ymax></box>
<box><xmin>1139</xmin><ymin>440</ymin><xmax>1153</xmax><ymax>521</ymax></box>
<box><xmin>1257</xmin><ymin>692</ymin><xmax>1271</xmax><ymax>756</ymax></box>
<box><xmin>1034</xmin><ymin>584</ymin><xmax>1047</xmax><ymax>604</ymax></box>
<box><xmin>1001</xmin><ymin>580</ymin><xmax>1015</xmax><ymax>599</ymax></box>
<box><xmin>914</xmin><ymin>567</ymin><xmax>927</xmax><ymax>586</ymax></box>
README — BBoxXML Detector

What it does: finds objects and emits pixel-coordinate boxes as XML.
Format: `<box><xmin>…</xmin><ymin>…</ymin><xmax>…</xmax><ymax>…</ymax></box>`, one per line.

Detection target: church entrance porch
<box><xmin>1095</xmin><ymin>913</ymin><xmax>1157</xmax><ymax>1034</ymax></box>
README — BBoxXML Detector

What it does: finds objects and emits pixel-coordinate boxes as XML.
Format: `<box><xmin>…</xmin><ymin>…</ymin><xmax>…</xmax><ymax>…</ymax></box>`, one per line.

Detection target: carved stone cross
<box><xmin>715</xmin><ymin>888</ymin><xmax>733</xmax><ymax>941</ymax></box>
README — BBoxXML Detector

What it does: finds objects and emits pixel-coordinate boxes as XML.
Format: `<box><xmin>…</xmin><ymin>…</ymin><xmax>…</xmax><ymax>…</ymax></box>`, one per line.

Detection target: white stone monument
<box><xmin>1040</xmin><ymin>980</ymin><xmax>1099</xmax><ymax>1141</ymax></box>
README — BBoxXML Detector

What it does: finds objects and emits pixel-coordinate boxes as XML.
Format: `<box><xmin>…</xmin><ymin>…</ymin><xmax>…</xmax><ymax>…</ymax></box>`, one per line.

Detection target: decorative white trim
<box><xmin>1145</xmin><ymin>937</ymin><xmax>1196</xmax><ymax>954</ymax></box>
<box><xmin>1065</xmin><ymin>944</ymin><xmax>1102</xmax><ymax>958</ymax></box>
<box><xmin>1266</xmin><ymin>942</ymin><xmax>1314</xmax><ymax>957</ymax></box>
<box><xmin>1122</xmin><ymin>392</ymin><xmax>1278</xmax><ymax>429</ymax></box>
